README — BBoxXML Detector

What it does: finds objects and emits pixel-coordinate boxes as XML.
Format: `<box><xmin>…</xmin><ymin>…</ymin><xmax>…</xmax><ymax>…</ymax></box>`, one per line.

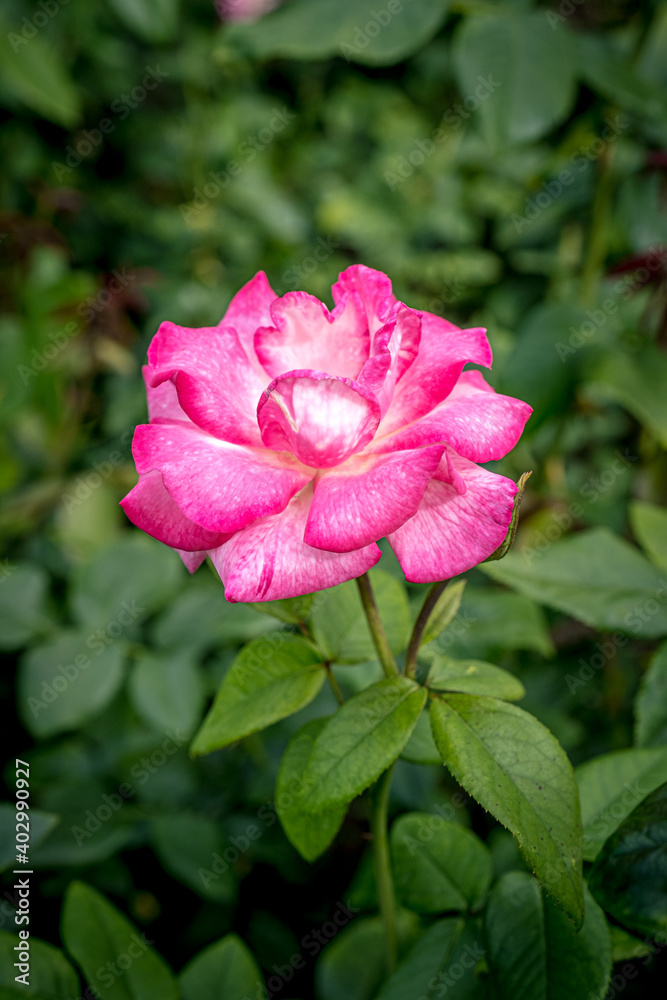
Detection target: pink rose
<box><xmin>214</xmin><ymin>0</ymin><xmax>279</xmax><ymax>22</ymax></box>
<box><xmin>121</xmin><ymin>266</ymin><xmax>531</xmax><ymax>602</ymax></box>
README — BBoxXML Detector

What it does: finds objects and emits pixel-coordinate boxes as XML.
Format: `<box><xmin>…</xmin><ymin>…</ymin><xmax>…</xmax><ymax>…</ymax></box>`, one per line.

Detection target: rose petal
<box><xmin>147</xmin><ymin>322</ymin><xmax>266</xmax><ymax>445</ymax></box>
<box><xmin>121</xmin><ymin>470</ymin><xmax>230</xmax><ymax>551</ymax></box>
<box><xmin>305</xmin><ymin>444</ymin><xmax>444</xmax><ymax>552</ymax></box>
<box><xmin>374</xmin><ymin>370</ymin><xmax>533</xmax><ymax>462</ymax></box>
<box><xmin>176</xmin><ymin>549</ymin><xmax>208</xmax><ymax>573</ymax></box>
<box><xmin>332</xmin><ymin>264</ymin><xmax>396</xmax><ymax>333</ymax></box>
<box><xmin>255</xmin><ymin>290</ymin><xmax>369</xmax><ymax>380</ymax></box>
<box><xmin>132</xmin><ymin>422</ymin><xmax>312</xmax><ymax>533</ymax></box>
<box><xmin>257</xmin><ymin>370</ymin><xmax>381</xmax><ymax>469</ymax></box>
<box><xmin>378</xmin><ymin>318</ymin><xmax>493</xmax><ymax>436</ymax></box>
<box><xmin>358</xmin><ymin>305</ymin><xmax>421</xmax><ymax>416</ymax></box>
<box><xmin>388</xmin><ymin>450</ymin><xmax>517</xmax><ymax>582</ymax></box>
<box><xmin>143</xmin><ymin>366</ymin><xmax>190</xmax><ymax>424</ymax></box>
<box><xmin>219</xmin><ymin>270</ymin><xmax>278</xmax><ymax>351</ymax></box>
<box><xmin>210</xmin><ymin>486</ymin><xmax>382</xmax><ymax>602</ymax></box>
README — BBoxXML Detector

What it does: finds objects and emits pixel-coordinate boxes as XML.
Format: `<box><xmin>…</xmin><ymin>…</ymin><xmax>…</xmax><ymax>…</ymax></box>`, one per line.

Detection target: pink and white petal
<box><xmin>219</xmin><ymin>270</ymin><xmax>278</xmax><ymax>350</ymax></box>
<box><xmin>177</xmin><ymin>549</ymin><xmax>208</xmax><ymax>573</ymax></box>
<box><xmin>143</xmin><ymin>366</ymin><xmax>190</xmax><ymax>424</ymax></box>
<box><xmin>120</xmin><ymin>470</ymin><xmax>229</xmax><ymax>551</ymax></box>
<box><xmin>375</xmin><ymin>370</ymin><xmax>533</xmax><ymax>462</ymax></box>
<box><xmin>377</xmin><ymin>319</ymin><xmax>493</xmax><ymax>436</ymax></box>
<box><xmin>304</xmin><ymin>444</ymin><xmax>444</xmax><ymax>553</ymax></box>
<box><xmin>257</xmin><ymin>370</ymin><xmax>381</xmax><ymax>469</ymax></box>
<box><xmin>388</xmin><ymin>451</ymin><xmax>517</xmax><ymax>583</ymax></box>
<box><xmin>255</xmin><ymin>291</ymin><xmax>369</xmax><ymax>380</ymax></box>
<box><xmin>332</xmin><ymin>265</ymin><xmax>396</xmax><ymax>333</ymax></box>
<box><xmin>147</xmin><ymin>322</ymin><xmax>266</xmax><ymax>445</ymax></box>
<box><xmin>358</xmin><ymin>306</ymin><xmax>422</xmax><ymax>416</ymax></box>
<box><xmin>132</xmin><ymin>422</ymin><xmax>312</xmax><ymax>533</ymax></box>
<box><xmin>210</xmin><ymin>486</ymin><xmax>382</xmax><ymax>602</ymax></box>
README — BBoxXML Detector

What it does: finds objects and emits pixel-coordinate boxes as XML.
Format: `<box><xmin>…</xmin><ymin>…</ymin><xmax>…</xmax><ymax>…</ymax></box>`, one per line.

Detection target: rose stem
<box><xmin>371</xmin><ymin>764</ymin><xmax>398</xmax><ymax>976</ymax></box>
<box><xmin>356</xmin><ymin>573</ymin><xmax>399</xmax><ymax>678</ymax></box>
<box><xmin>404</xmin><ymin>580</ymin><xmax>448</xmax><ymax>680</ymax></box>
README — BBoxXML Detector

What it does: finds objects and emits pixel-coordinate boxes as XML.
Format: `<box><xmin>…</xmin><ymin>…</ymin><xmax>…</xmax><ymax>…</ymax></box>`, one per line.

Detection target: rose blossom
<box><xmin>121</xmin><ymin>266</ymin><xmax>531</xmax><ymax>602</ymax></box>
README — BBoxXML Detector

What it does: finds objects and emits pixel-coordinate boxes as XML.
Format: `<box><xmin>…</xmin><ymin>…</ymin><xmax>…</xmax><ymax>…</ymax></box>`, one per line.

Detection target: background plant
<box><xmin>1</xmin><ymin>0</ymin><xmax>667</xmax><ymax>997</ymax></box>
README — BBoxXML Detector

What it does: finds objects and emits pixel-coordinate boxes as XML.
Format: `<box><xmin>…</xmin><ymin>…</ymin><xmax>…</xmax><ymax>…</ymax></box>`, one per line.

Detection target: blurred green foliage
<box><xmin>1</xmin><ymin>0</ymin><xmax>667</xmax><ymax>996</ymax></box>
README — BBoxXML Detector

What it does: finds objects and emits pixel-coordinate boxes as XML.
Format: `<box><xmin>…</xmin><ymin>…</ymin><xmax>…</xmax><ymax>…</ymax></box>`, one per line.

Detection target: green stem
<box><xmin>404</xmin><ymin>581</ymin><xmax>448</xmax><ymax>679</ymax></box>
<box><xmin>356</xmin><ymin>574</ymin><xmax>399</xmax><ymax>678</ymax></box>
<box><xmin>325</xmin><ymin>664</ymin><xmax>345</xmax><ymax>705</ymax></box>
<box><xmin>372</xmin><ymin>764</ymin><xmax>397</xmax><ymax>976</ymax></box>
<box><xmin>579</xmin><ymin>141</ymin><xmax>615</xmax><ymax>306</ymax></box>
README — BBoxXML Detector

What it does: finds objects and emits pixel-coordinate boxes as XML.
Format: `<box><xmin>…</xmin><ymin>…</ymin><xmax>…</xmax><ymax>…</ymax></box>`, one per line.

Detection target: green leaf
<box><xmin>302</xmin><ymin>677</ymin><xmax>427</xmax><ymax>811</ymax></box>
<box><xmin>589</xmin><ymin>781</ymin><xmax>667</xmax><ymax>936</ymax></box>
<box><xmin>630</xmin><ymin>500</ymin><xmax>667</xmax><ymax>570</ymax></box>
<box><xmin>485</xmin><ymin>872</ymin><xmax>611</xmax><ymax>1000</ymax></box>
<box><xmin>18</xmin><ymin>631</ymin><xmax>126</xmax><ymax>738</ymax></box>
<box><xmin>61</xmin><ymin>882</ymin><xmax>179</xmax><ymax>1000</ymax></box>
<box><xmin>485</xmin><ymin>472</ymin><xmax>532</xmax><ymax>562</ymax></box>
<box><xmin>420</xmin><ymin>580</ymin><xmax>466</xmax><ymax>646</ymax></box>
<box><xmin>577</xmin><ymin>32</ymin><xmax>666</xmax><ymax>118</ymax></box>
<box><xmin>0</xmin><ymin>32</ymin><xmax>81</xmax><ymax>128</ymax></box>
<box><xmin>499</xmin><ymin>303</ymin><xmax>586</xmax><ymax>429</ymax></box>
<box><xmin>70</xmin><ymin>535</ymin><xmax>182</xmax><ymax>628</ymax></box>
<box><xmin>224</xmin><ymin>0</ymin><xmax>450</xmax><ymax>66</ymax></box>
<box><xmin>453</xmin><ymin>12</ymin><xmax>577</xmax><ymax>147</ymax></box>
<box><xmin>107</xmin><ymin>0</ymin><xmax>180</xmax><ymax>43</ymax></box>
<box><xmin>276</xmin><ymin>719</ymin><xmax>347</xmax><ymax>861</ymax></box>
<box><xmin>390</xmin><ymin>812</ymin><xmax>492</xmax><ymax>914</ymax></box>
<box><xmin>375</xmin><ymin>917</ymin><xmax>483</xmax><ymax>1000</ymax></box>
<box><xmin>0</xmin><ymin>563</ymin><xmax>52</xmax><ymax>651</ymax></box>
<box><xmin>400</xmin><ymin>710</ymin><xmax>442</xmax><ymax>766</ymax></box>
<box><xmin>315</xmin><ymin>912</ymin><xmax>418</xmax><ymax>1000</ymax></box>
<box><xmin>430</xmin><ymin>695</ymin><xmax>584</xmax><ymax>926</ymax></box>
<box><xmin>0</xmin><ymin>931</ymin><xmax>79</xmax><ymax>999</ymax></box>
<box><xmin>150</xmin><ymin>814</ymin><xmax>235</xmax><ymax>902</ymax></box>
<box><xmin>609</xmin><ymin>925</ymin><xmax>652</xmax><ymax>962</ymax></box>
<box><xmin>426</xmin><ymin>656</ymin><xmax>525</xmax><ymax>701</ymax></box>
<box><xmin>180</xmin><ymin>934</ymin><xmax>263</xmax><ymax>1000</ymax></box>
<box><xmin>129</xmin><ymin>650</ymin><xmax>206</xmax><ymax>736</ymax></box>
<box><xmin>191</xmin><ymin>634</ymin><xmax>326</xmax><ymax>755</ymax></box>
<box><xmin>592</xmin><ymin>343</ymin><xmax>667</xmax><ymax>448</ymax></box>
<box><xmin>152</xmin><ymin>579</ymin><xmax>271</xmax><ymax>651</ymax></box>
<box><xmin>309</xmin><ymin>570</ymin><xmax>411</xmax><ymax>663</ymax></box>
<box><xmin>428</xmin><ymin>586</ymin><xmax>554</xmax><ymax>660</ymax></box>
<box><xmin>481</xmin><ymin>527</ymin><xmax>667</xmax><ymax>638</ymax></box>
<box><xmin>635</xmin><ymin>641</ymin><xmax>667</xmax><ymax>747</ymax></box>
<box><xmin>576</xmin><ymin>746</ymin><xmax>667</xmax><ymax>861</ymax></box>
<box><xmin>0</xmin><ymin>805</ymin><xmax>59</xmax><ymax>873</ymax></box>
<box><xmin>248</xmin><ymin>594</ymin><xmax>314</xmax><ymax>624</ymax></box>
<box><xmin>314</xmin><ymin>916</ymin><xmax>387</xmax><ymax>1000</ymax></box>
